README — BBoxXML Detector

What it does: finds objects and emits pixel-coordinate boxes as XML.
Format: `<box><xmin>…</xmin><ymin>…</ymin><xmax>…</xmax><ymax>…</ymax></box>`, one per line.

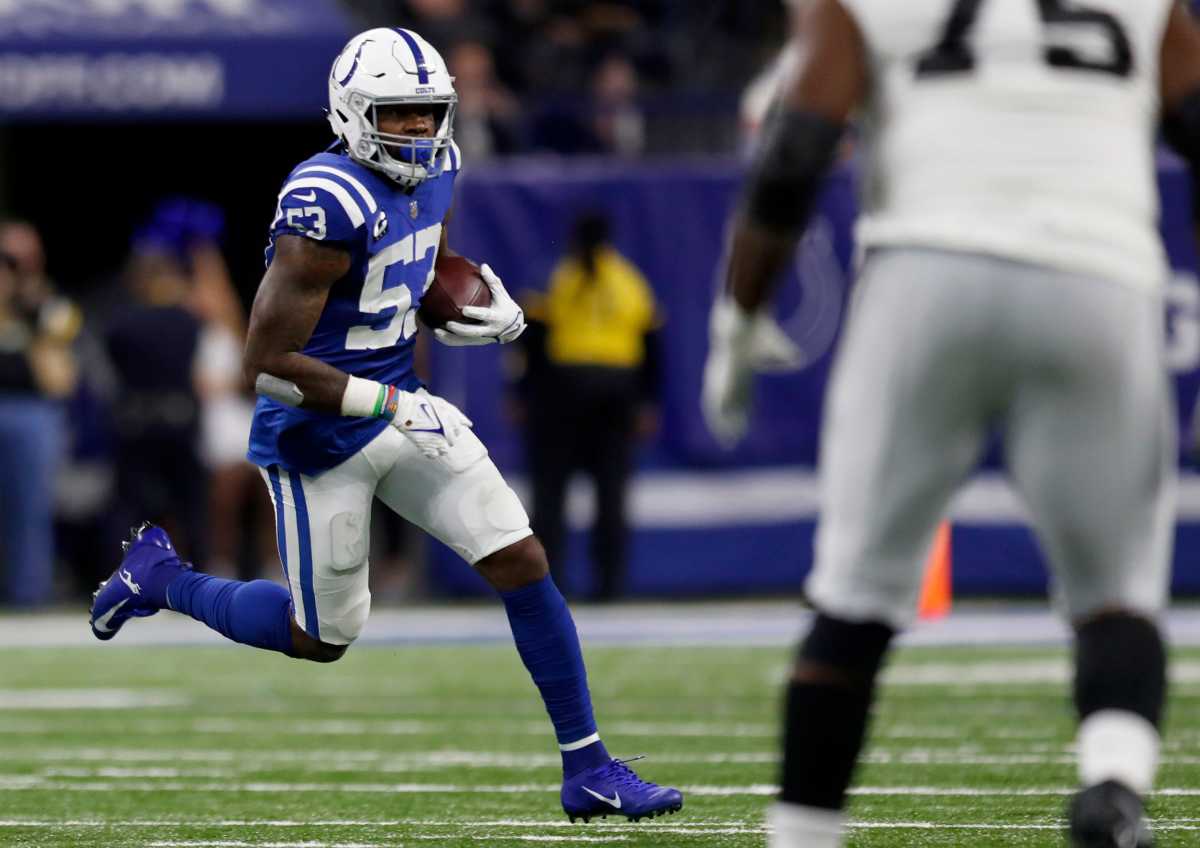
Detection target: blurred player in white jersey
<box><xmin>703</xmin><ymin>1</ymin><xmax>1200</xmax><ymax>845</ymax></box>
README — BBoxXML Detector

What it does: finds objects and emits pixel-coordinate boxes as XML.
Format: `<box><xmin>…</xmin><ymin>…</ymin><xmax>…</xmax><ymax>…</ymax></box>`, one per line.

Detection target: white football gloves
<box><xmin>433</xmin><ymin>263</ymin><xmax>526</xmax><ymax>347</ymax></box>
<box><xmin>388</xmin><ymin>390</ymin><xmax>472</xmax><ymax>459</ymax></box>
<box><xmin>702</xmin><ymin>294</ymin><xmax>804</xmax><ymax>447</ymax></box>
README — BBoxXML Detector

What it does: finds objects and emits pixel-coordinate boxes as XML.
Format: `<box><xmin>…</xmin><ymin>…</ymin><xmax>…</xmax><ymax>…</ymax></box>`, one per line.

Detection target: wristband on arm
<box><xmin>342</xmin><ymin>375</ymin><xmax>400</xmax><ymax>419</ymax></box>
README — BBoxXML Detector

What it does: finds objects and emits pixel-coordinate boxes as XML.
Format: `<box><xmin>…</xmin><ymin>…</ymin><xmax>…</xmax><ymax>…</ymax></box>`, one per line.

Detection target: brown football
<box><xmin>418</xmin><ymin>254</ymin><xmax>492</xmax><ymax>330</ymax></box>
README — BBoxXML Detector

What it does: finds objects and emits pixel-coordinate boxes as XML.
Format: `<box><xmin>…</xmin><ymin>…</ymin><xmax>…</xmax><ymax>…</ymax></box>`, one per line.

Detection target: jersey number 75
<box><xmin>916</xmin><ymin>0</ymin><xmax>1133</xmax><ymax>79</ymax></box>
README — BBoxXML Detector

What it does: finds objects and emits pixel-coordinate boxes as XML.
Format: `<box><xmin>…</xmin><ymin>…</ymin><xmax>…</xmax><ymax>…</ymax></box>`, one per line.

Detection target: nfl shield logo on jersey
<box><xmin>410</xmin><ymin>201</ymin><xmax>419</xmax><ymax>220</ymax></box>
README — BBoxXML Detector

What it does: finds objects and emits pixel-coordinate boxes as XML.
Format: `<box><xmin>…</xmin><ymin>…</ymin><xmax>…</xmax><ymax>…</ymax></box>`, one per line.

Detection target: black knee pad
<box><xmin>1075</xmin><ymin>613</ymin><xmax>1166</xmax><ymax>728</ymax></box>
<box><xmin>799</xmin><ymin>613</ymin><xmax>896</xmax><ymax>686</ymax></box>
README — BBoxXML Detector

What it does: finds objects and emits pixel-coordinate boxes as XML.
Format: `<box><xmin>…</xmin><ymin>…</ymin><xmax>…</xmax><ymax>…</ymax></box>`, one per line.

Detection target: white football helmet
<box><xmin>328</xmin><ymin>28</ymin><xmax>457</xmax><ymax>187</ymax></box>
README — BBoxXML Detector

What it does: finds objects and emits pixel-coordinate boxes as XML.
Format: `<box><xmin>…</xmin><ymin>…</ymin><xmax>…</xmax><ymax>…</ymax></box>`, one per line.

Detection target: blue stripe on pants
<box><xmin>288</xmin><ymin>470</ymin><xmax>320</xmax><ymax>640</ymax></box>
<box><xmin>267</xmin><ymin>466</ymin><xmax>290</xmax><ymax>583</ymax></box>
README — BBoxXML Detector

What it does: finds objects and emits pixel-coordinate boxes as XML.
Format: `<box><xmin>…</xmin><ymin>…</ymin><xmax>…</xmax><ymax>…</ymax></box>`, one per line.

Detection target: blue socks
<box><xmin>166</xmin><ymin>574</ymin><xmax>295</xmax><ymax>656</ymax></box>
<box><xmin>165</xmin><ymin>571</ymin><xmax>605</xmax><ymax>775</ymax></box>
<box><xmin>500</xmin><ymin>575</ymin><xmax>610</xmax><ymax>777</ymax></box>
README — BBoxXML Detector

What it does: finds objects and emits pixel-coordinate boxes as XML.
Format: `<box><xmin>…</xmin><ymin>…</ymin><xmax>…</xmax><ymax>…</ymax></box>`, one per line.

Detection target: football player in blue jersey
<box><xmin>89</xmin><ymin>27</ymin><xmax>682</xmax><ymax>825</ymax></box>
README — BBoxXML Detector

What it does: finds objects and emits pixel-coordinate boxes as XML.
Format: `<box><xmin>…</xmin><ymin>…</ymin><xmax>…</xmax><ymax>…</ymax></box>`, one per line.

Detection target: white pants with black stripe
<box><xmin>261</xmin><ymin>424</ymin><xmax>532</xmax><ymax>645</ymax></box>
<box><xmin>806</xmin><ymin>248</ymin><xmax>1176</xmax><ymax>630</ymax></box>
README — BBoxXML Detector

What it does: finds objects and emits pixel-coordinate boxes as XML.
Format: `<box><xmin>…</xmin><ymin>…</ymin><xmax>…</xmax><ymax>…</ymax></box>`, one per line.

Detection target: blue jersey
<box><xmin>247</xmin><ymin>144</ymin><xmax>462</xmax><ymax>476</ymax></box>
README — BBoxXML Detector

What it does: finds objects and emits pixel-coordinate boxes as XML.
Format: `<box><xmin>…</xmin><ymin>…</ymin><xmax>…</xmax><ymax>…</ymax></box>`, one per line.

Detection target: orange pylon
<box><xmin>918</xmin><ymin>522</ymin><xmax>953</xmax><ymax>620</ymax></box>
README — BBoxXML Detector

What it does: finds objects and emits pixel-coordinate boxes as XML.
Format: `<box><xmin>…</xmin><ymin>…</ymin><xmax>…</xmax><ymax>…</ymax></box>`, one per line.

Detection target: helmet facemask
<box><xmin>343</xmin><ymin>90</ymin><xmax>457</xmax><ymax>187</ymax></box>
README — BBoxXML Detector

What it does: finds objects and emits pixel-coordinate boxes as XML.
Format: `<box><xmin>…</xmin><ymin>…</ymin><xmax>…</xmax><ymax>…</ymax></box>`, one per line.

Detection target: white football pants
<box><xmin>260</xmin><ymin>424</ymin><xmax>532</xmax><ymax>645</ymax></box>
<box><xmin>806</xmin><ymin>248</ymin><xmax>1176</xmax><ymax>629</ymax></box>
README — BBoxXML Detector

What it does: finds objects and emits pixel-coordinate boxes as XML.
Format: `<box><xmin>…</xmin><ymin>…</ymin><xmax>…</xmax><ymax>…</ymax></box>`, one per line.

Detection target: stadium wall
<box><xmin>427</xmin><ymin>155</ymin><xmax>1200</xmax><ymax>599</ymax></box>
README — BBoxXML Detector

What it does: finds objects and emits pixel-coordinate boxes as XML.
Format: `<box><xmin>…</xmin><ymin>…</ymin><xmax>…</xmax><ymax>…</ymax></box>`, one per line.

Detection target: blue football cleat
<box><xmin>89</xmin><ymin>522</ymin><xmax>190</xmax><ymax>641</ymax></box>
<box><xmin>562</xmin><ymin>757</ymin><xmax>684</xmax><ymax>823</ymax></box>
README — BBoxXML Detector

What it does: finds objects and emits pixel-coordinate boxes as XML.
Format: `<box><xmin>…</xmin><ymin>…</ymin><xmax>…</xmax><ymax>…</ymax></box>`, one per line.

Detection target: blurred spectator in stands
<box><xmin>0</xmin><ymin>220</ymin><xmax>82</xmax><ymax>357</ymax></box>
<box><xmin>1</xmin><ymin>220</ymin><xmax>50</xmax><ymax>317</ymax></box>
<box><xmin>105</xmin><ymin>208</ymin><xmax>207</xmax><ymax>566</ymax></box>
<box><xmin>534</xmin><ymin>53</ymin><xmax>645</xmax><ymax>155</ymax></box>
<box><xmin>448</xmin><ymin>40</ymin><xmax>523</xmax><ymax>160</ymax></box>
<box><xmin>338</xmin><ymin>0</ymin><xmax>788</xmax><ymax>154</ymax></box>
<box><xmin>519</xmin><ymin>211</ymin><xmax>661</xmax><ymax>601</ymax></box>
<box><xmin>182</xmin><ymin>206</ymin><xmax>273</xmax><ymax>582</ymax></box>
<box><xmin>479</xmin><ymin>0</ymin><xmax>553</xmax><ymax>90</ymax></box>
<box><xmin>0</xmin><ymin>242</ymin><xmax>78</xmax><ymax>605</ymax></box>
<box><xmin>354</xmin><ymin>0</ymin><xmax>490</xmax><ymax>51</ymax></box>
<box><xmin>591</xmin><ymin>54</ymin><xmax>644</xmax><ymax>156</ymax></box>
<box><xmin>2</xmin><ymin>220</ymin><xmax>118</xmax><ymax>598</ymax></box>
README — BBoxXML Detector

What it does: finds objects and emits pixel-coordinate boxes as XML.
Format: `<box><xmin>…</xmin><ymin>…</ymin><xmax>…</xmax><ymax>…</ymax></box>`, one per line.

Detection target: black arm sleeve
<box><xmin>1164</xmin><ymin>85</ymin><xmax>1200</xmax><ymax>219</ymax></box>
<box><xmin>741</xmin><ymin>107</ymin><xmax>845</xmax><ymax>236</ymax></box>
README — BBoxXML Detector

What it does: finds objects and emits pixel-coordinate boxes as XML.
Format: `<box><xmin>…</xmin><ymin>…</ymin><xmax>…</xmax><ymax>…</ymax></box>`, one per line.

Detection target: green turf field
<box><xmin>1</xmin><ymin>641</ymin><xmax>1198</xmax><ymax>847</ymax></box>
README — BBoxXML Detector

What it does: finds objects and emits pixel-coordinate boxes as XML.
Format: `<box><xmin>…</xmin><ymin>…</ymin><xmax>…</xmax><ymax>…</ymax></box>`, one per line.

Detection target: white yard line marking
<box><xmin>0</xmin><ymin>719</ymin><xmax>784</xmax><ymax>742</ymax></box>
<box><xmin>847</xmin><ymin>823</ymin><xmax>1200</xmax><ymax>831</ymax></box>
<box><xmin>881</xmin><ymin>660</ymin><xmax>1200</xmax><ymax>686</ymax></box>
<box><xmin>148</xmin><ymin>841</ymin><xmax>630</xmax><ymax>847</ymax></box>
<box><xmin>2</xmin><ymin>820</ymin><xmax>730</xmax><ymax>827</ymax></box>
<box><xmin>0</xmin><ymin>719</ymin><xmax>438</xmax><ymax>736</ymax></box>
<box><xmin>4</xmin><ymin>777</ymin><xmax>1200</xmax><ymax>797</ymax></box>
<box><xmin>606</xmin><ymin>721</ymin><xmax>775</xmax><ymax>737</ymax></box>
<box><xmin>0</xmin><ymin>689</ymin><xmax>188</xmax><ymax>709</ymax></box>
<box><xmin>0</xmin><ymin>717</ymin><xmax>776</xmax><ymax>738</ymax></box>
<box><xmin>10</xmin><ymin>819</ymin><xmax>1200</xmax><ymax>836</ymax></box>
<box><xmin>0</xmin><ymin>778</ymin><xmax>562</xmax><ymax>793</ymax></box>
<box><xmin>410</xmin><ymin>838</ymin><xmax>629</xmax><ymax>844</ymax></box>
<box><xmin>12</xmin><ymin>713</ymin><xmax>1178</xmax><ymax>742</ymax></box>
<box><xmin>14</xmin><ymin>749</ymin><xmax>1200</xmax><ymax>772</ymax></box>
<box><xmin>42</xmin><ymin>767</ymin><xmax>235</xmax><ymax>778</ymax></box>
<box><xmin>148</xmin><ymin>843</ymin><xmax>391</xmax><ymax>848</ymax></box>
<box><xmin>1</xmin><ymin>748</ymin><xmax>780</xmax><ymax>766</ymax></box>
<box><xmin>0</xmin><ymin>819</ymin><xmax>749</xmax><ymax>829</ymax></box>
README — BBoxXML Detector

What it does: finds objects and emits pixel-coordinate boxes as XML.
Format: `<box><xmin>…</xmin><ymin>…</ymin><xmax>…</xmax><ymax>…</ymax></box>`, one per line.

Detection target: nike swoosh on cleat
<box><xmin>92</xmin><ymin>598</ymin><xmax>129</xmax><ymax>634</ymax></box>
<box><xmin>581</xmin><ymin>787</ymin><xmax>622</xmax><ymax>809</ymax></box>
<box><xmin>119</xmin><ymin>568</ymin><xmax>141</xmax><ymax>595</ymax></box>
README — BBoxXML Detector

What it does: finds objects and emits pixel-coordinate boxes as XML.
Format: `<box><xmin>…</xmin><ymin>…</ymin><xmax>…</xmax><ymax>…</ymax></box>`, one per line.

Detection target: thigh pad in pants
<box><xmin>373</xmin><ymin>425</ymin><xmax>532</xmax><ymax>565</ymax></box>
<box><xmin>261</xmin><ymin>454</ymin><xmax>376</xmax><ymax>646</ymax></box>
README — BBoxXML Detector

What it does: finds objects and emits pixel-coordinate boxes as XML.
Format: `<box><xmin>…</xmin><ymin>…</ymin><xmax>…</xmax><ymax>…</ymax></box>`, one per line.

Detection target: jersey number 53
<box><xmin>347</xmin><ymin>223</ymin><xmax>442</xmax><ymax>350</ymax></box>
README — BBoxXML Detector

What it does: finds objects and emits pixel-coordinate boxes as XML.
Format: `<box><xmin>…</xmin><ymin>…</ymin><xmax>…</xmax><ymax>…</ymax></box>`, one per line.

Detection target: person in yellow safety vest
<box><xmin>517</xmin><ymin>212</ymin><xmax>661</xmax><ymax>601</ymax></box>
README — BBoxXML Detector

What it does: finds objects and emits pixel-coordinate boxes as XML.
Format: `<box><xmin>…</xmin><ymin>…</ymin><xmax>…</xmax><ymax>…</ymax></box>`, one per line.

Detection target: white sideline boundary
<box><xmin>9</xmin><ymin>604</ymin><xmax>1200</xmax><ymax>649</ymax></box>
<box><xmin>514</xmin><ymin>469</ymin><xmax>1200</xmax><ymax>529</ymax></box>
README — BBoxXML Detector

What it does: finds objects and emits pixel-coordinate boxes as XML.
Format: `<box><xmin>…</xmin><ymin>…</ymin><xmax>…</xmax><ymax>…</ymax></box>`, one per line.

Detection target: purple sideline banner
<box><xmin>427</xmin><ymin>155</ymin><xmax>1200</xmax><ymax>599</ymax></box>
<box><xmin>0</xmin><ymin>0</ymin><xmax>351</xmax><ymax>120</ymax></box>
